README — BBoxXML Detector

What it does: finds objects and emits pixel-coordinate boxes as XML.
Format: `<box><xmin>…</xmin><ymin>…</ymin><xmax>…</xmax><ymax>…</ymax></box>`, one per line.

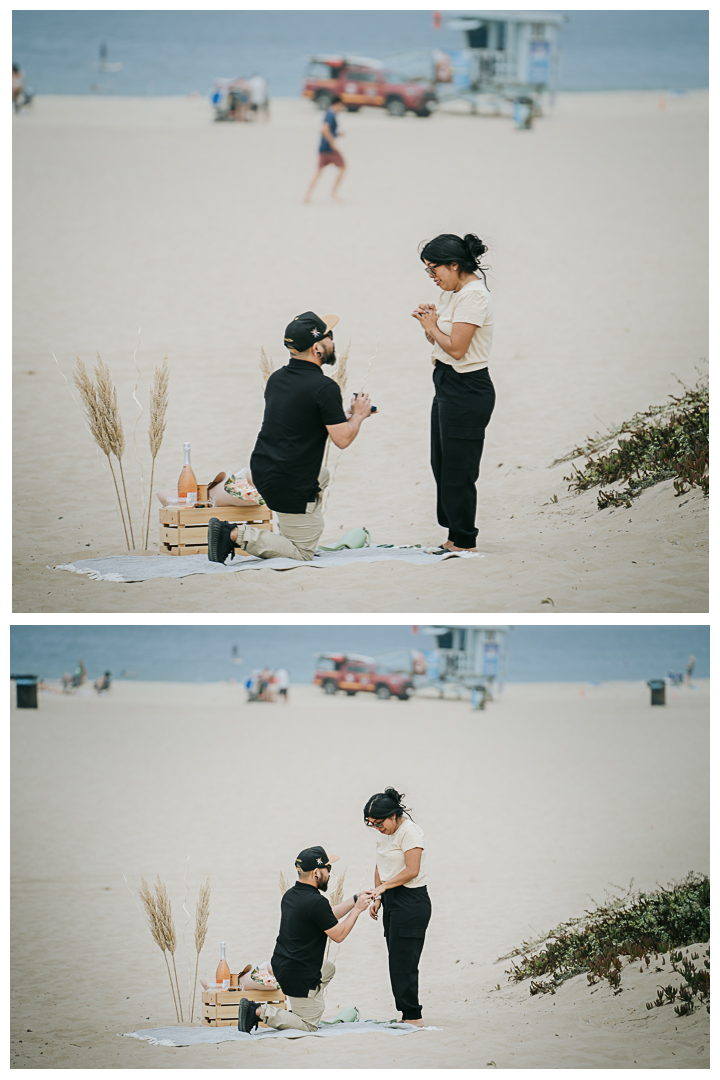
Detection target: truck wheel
<box><xmin>345</xmin><ymin>690</ymin><xmax>357</xmax><ymax>696</ymax></box>
<box><xmin>386</xmin><ymin>98</ymin><xmax>406</xmax><ymax>117</ymax></box>
<box><xmin>322</xmin><ymin>679</ymin><xmax>338</xmax><ymax>694</ymax></box>
<box><xmin>376</xmin><ymin>685</ymin><xmax>392</xmax><ymax>700</ymax></box>
<box><xmin>315</xmin><ymin>91</ymin><xmax>333</xmax><ymax>110</ymax></box>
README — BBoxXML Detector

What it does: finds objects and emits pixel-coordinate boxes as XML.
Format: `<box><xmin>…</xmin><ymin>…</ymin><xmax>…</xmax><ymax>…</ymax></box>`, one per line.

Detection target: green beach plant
<box><xmin>558</xmin><ymin>373</ymin><xmax>709</xmax><ymax>508</ymax></box>
<box><xmin>502</xmin><ymin>873</ymin><xmax>709</xmax><ymax>998</ymax></box>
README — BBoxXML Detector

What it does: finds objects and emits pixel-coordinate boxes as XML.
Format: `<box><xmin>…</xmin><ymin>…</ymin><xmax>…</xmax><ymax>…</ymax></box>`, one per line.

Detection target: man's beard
<box><xmin>317</xmin><ymin>875</ymin><xmax>329</xmax><ymax>892</ymax></box>
<box><xmin>321</xmin><ymin>346</ymin><xmax>337</xmax><ymax>366</ymax></box>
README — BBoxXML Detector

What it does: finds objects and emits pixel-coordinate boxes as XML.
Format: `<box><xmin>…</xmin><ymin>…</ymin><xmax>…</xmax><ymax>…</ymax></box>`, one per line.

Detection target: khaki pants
<box><xmin>260</xmin><ymin>961</ymin><xmax>335</xmax><ymax>1033</ymax></box>
<box><xmin>236</xmin><ymin>467</ymin><xmax>330</xmax><ymax>562</ymax></box>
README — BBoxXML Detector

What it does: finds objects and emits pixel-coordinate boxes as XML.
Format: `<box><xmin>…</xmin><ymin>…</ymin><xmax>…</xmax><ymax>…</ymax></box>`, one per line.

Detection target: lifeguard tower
<box><xmin>418</xmin><ymin>625</ymin><xmax>509</xmax><ymax>708</ymax></box>
<box><xmin>438</xmin><ymin>10</ymin><xmax>567</xmax><ymax>115</ymax></box>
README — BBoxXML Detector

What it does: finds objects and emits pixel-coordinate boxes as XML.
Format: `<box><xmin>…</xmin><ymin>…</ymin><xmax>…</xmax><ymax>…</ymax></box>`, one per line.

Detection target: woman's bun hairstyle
<box><xmin>463</xmin><ymin>233</ymin><xmax>488</xmax><ymax>261</ymax></box>
<box><xmin>419</xmin><ymin>232</ymin><xmax>489</xmax><ymax>285</ymax></box>
<box><xmin>384</xmin><ymin>787</ymin><xmax>404</xmax><ymax>805</ymax></box>
<box><xmin>363</xmin><ymin>786</ymin><xmax>413</xmax><ymax>823</ymax></box>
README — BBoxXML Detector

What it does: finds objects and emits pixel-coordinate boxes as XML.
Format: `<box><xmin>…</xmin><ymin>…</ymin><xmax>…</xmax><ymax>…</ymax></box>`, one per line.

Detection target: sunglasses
<box><xmin>424</xmin><ymin>263</ymin><xmax>441</xmax><ymax>276</ymax></box>
<box><xmin>365</xmin><ymin>818</ymin><xmax>387</xmax><ymax>829</ymax></box>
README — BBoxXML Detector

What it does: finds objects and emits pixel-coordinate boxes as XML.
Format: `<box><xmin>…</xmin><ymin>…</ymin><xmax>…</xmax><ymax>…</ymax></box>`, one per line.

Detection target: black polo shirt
<box><xmin>270</xmin><ymin>881</ymin><xmax>338</xmax><ymax>997</ymax></box>
<box><xmin>249</xmin><ymin>358</ymin><xmax>346</xmax><ymax>514</ymax></box>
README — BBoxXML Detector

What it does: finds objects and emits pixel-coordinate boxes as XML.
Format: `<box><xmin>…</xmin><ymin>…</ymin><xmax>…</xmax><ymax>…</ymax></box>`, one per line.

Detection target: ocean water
<box><xmin>10</xmin><ymin>625</ymin><xmax>709</xmax><ymax>686</ymax></box>
<box><xmin>12</xmin><ymin>10</ymin><xmax>708</xmax><ymax>97</ymax></box>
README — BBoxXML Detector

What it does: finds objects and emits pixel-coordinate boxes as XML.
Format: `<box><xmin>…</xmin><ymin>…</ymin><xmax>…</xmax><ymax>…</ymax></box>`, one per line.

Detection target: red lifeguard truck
<box><xmin>314</xmin><ymin>653</ymin><xmax>415</xmax><ymax>699</ymax></box>
<box><xmin>302</xmin><ymin>55</ymin><xmax>437</xmax><ymax>117</ymax></box>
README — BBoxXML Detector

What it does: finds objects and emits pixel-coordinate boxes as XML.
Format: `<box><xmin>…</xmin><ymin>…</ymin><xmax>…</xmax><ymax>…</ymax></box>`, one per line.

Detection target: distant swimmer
<box><xmin>685</xmin><ymin>655</ymin><xmax>695</xmax><ymax>686</ymax></box>
<box><xmin>304</xmin><ymin>96</ymin><xmax>346</xmax><ymax>204</ymax></box>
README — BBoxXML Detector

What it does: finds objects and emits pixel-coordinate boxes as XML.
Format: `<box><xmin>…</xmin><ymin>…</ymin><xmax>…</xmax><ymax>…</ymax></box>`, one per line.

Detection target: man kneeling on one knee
<box><xmin>238</xmin><ymin>846</ymin><xmax>372</xmax><ymax>1034</ymax></box>
<box><xmin>208</xmin><ymin>311</ymin><xmax>374</xmax><ymax>564</ymax></box>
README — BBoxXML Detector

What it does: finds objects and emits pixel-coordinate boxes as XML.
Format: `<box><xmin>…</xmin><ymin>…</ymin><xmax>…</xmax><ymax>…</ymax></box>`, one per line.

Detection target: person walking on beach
<box><xmin>275</xmin><ymin>667</ymin><xmax>290</xmax><ymax>702</ymax></box>
<box><xmin>248</xmin><ymin>72</ymin><xmax>269</xmax><ymax>120</ymax></box>
<box><xmin>12</xmin><ymin>64</ymin><xmax>23</xmax><ymax>109</ymax></box>
<box><xmin>304</xmin><ymin>96</ymin><xmax>346</xmax><ymax>203</ymax></box>
<box><xmin>412</xmin><ymin>233</ymin><xmax>496</xmax><ymax>553</ymax></box>
<box><xmin>237</xmin><ymin>846</ymin><xmax>372</xmax><ymax>1033</ymax></box>
<box><xmin>365</xmin><ymin>787</ymin><xmax>431</xmax><ymax>1026</ymax></box>
<box><xmin>207</xmin><ymin>311</ymin><xmax>374</xmax><ymax>564</ymax></box>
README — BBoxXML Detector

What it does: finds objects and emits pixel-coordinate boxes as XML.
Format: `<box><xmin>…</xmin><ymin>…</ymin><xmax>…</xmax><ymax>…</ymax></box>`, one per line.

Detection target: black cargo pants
<box><xmin>430</xmin><ymin>361</ymin><xmax>496</xmax><ymax>549</ymax></box>
<box><xmin>381</xmin><ymin>885</ymin><xmax>432</xmax><ymax>1021</ymax></box>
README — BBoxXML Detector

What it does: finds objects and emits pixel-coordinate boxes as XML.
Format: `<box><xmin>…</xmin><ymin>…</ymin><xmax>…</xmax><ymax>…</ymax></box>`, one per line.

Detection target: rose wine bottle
<box><xmin>216</xmin><ymin>941</ymin><xmax>231</xmax><ymax>989</ymax></box>
<box><xmin>178</xmin><ymin>442</ymin><xmax>198</xmax><ymax>505</ymax></box>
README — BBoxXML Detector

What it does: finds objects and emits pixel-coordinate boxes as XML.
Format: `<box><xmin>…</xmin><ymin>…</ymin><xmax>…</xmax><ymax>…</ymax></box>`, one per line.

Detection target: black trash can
<box><xmin>647</xmin><ymin>679</ymin><xmax>666</xmax><ymax>706</ymax></box>
<box><xmin>12</xmin><ymin>675</ymin><xmax>39</xmax><ymax>709</ymax></box>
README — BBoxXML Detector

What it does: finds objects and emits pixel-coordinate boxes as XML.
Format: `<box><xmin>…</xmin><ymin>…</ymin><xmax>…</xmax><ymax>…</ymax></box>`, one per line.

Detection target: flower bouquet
<box><xmin>249</xmin><ymin>965</ymin><xmax>279</xmax><ymax>990</ymax></box>
<box><xmin>223</xmin><ymin>469</ymin><xmax>266</xmax><ymax>505</ymax></box>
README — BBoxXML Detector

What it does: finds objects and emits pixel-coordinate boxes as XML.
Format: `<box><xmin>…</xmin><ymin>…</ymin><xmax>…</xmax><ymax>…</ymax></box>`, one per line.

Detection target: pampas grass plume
<box><xmin>189</xmin><ymin>876</ymin><xmax>210</xmax><ymax>1023</ymax></box>
<box><xmin>93</xmin><ymin>353</ymin><xmax>135</xmax><ymax>548</ymax></box>
<box><xmin>138</xmin><ymin>874</ymin><xmax>180</xmax><ymax>1021</ymax></box>
<box><xmin>154</xmin><ymin>874</ymin><xmax>183</xmax><ymax>1021</ymax></box>
<box><xmin>259</xmin><ymin>347</ymin><xmax>274</xmax><ymax>385</ymax></box>
<box><xmin>73</xmin><ymin>356</ymin><xmax>131</xmax><ymax>549</ymax></box>
<box><xmin>145</xmin><ymin>356</ymin><xmax>169</xmax><ymax>549</ymax></box>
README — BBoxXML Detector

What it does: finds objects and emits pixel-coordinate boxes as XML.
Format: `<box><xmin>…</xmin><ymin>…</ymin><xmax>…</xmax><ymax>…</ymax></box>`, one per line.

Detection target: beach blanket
<box><xmin>51</xmin><ymin>544</ymin><xmax>481</xmax><ymax>583</ymax></box>
<box><xmin>120</xmin><ymin>1019</ymin><xmax>440</xmax><ymax>1046</ymax></box>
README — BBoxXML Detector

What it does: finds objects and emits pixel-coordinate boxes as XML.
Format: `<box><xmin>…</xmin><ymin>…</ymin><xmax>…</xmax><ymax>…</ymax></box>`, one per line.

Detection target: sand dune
<box><xmin>12</xmin><ymin>91</ymin><xmax>708</xmax><ymax>613</ymax></box>
<box><xmin>11</xmin><ymin>679</ymin><xmax>709</xmax><ymax>1068</ymax></box>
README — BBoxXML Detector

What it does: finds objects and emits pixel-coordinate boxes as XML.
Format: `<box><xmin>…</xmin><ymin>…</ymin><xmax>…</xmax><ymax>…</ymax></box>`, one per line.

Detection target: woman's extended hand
<box><xmin>369</xmin><ymin>897</ymin><xmax>382</xmax><ymax>920</ymax></box>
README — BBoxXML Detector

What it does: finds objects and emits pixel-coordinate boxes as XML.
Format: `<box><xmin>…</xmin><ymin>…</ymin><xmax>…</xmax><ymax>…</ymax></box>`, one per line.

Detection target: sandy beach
<box><xmin>12</xmin><ymin>91</ymin><xmax>708</xmax><ymax>613</ymax></box>
<box><xmin>11</xmin><ymin>678</ymin><xmax>709</xmax><ymax>1069</ymax></box>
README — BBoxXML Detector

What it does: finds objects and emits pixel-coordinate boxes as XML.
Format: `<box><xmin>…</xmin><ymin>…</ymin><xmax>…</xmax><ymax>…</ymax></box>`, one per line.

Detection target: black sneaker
<box><xmin>238</xmin><ymin>997</ymin><xmax>260</xmax><ymax>1033</ymax></box>
<box><xmin>207</xmin><ymin>518</ymin><xmax>239</xmax><ymax>563</ymax></box>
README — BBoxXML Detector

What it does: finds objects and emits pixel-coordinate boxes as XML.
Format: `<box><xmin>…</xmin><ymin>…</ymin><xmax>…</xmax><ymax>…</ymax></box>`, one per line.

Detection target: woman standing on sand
<box><xmin>412</xmin><ymin>233</ymin><xmax>495</xmax><ymax>552</ymax></box>
<box><xmin>365</xmin><ymin>787</ymin><xmax>431</xmax><ymax>1026</ymax></box>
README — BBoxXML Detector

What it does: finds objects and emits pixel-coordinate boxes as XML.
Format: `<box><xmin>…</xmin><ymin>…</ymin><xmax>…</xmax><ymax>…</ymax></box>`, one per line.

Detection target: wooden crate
<box><xmin>159</xmin><ymin>504</ymin><xmax>273</xmax><ymax>557</ymax></box>
<box><xmin>201</xmin><ymin>987</ymin><xmax>287</xmax><ymax>1027</ymax></box>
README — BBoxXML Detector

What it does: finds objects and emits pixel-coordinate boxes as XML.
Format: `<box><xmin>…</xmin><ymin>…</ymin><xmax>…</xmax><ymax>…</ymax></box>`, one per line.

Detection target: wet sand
<box><xmin>11</xmin><ymin>679</ymin><xmax>709</xmax><ymax>1068</ymax></box>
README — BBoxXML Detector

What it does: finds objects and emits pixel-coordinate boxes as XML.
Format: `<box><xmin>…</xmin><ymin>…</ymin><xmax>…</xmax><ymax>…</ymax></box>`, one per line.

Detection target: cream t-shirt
<box><xmin>375</xmin><ymin>817</ymin><xmax>427</xmax><ymax>889</ymax></box>
<box><xmin>431</xmin><ymin>277</ymin><xmax>494</xmax><ymax>373</ymax></box>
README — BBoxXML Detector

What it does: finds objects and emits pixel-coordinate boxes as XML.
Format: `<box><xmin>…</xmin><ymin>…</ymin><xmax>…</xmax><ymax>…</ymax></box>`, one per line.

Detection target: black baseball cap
<box><xmin>295</xmin><ymin>846</ymin><xmax>339</xmax><ymax>872</ymax></box>
<box><xmin>284</xmin><ymin>311</ymin><xmax>339</xmax><ymax>354</ymax></box>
